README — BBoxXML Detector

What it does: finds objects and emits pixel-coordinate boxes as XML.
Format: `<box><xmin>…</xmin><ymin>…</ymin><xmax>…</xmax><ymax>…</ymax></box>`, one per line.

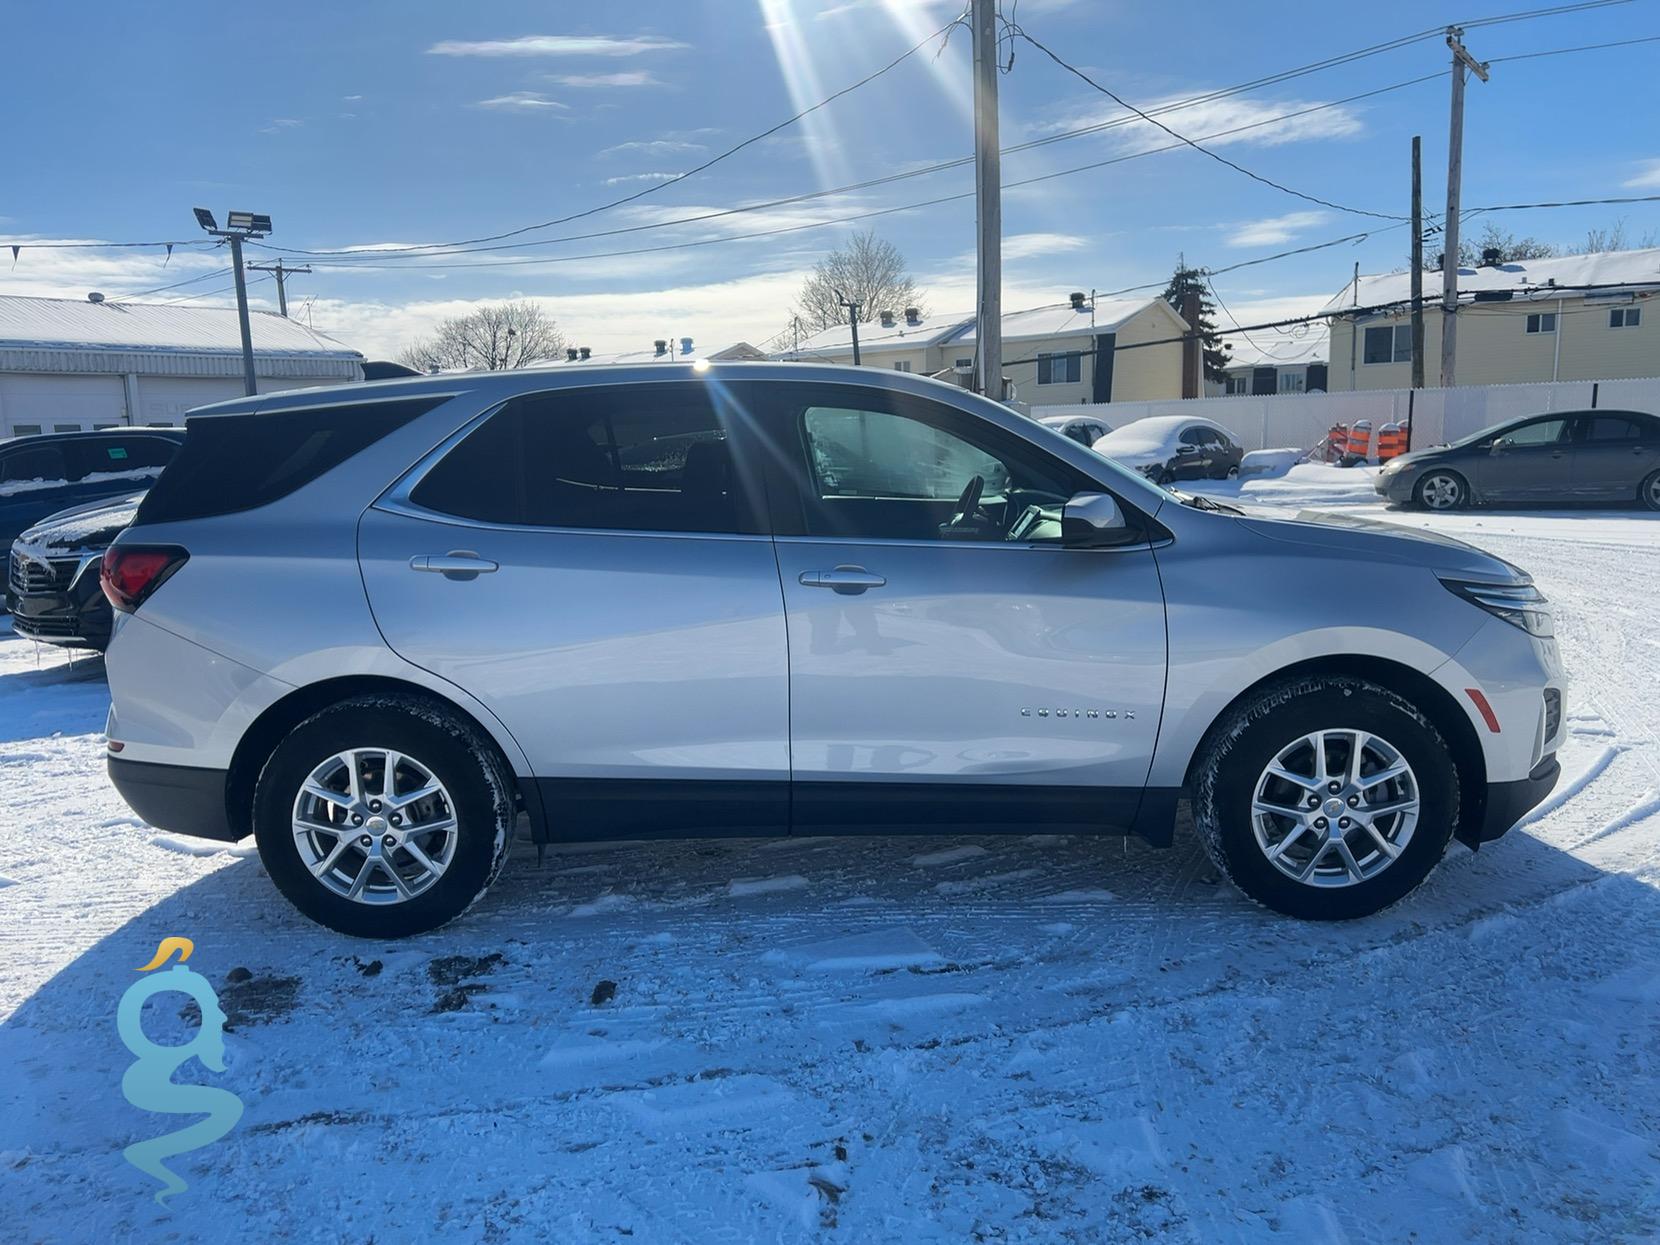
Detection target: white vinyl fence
<box><xmin>1036</xmin><ymin>377</ymin><xmax>1660</xmax><ymax>458</ymax></box>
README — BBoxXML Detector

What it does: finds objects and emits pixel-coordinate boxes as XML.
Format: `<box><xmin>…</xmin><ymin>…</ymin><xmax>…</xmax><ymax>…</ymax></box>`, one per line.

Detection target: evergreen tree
<box><xmin>1163</xmin><ymin>262</ymin><xmax>1232</xmax><ymax>384</ymax></box>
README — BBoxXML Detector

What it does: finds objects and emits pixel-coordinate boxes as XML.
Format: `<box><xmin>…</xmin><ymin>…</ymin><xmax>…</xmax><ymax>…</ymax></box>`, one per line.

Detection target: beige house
<box><xmin>780</xmin><ymin>294</ymin><xmax>1189</xmax><ymax>407</ymax></box>
<box><xmin>1324</xmin><ymin>248</ymin><xmax>1658</xmax><ymax>391</ymax></box>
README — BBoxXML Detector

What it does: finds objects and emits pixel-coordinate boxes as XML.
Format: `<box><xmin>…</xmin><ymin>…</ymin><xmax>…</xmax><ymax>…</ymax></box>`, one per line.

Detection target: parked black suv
<box><xmin>0</xmin><ymin>428</ymin><xmax>183</xmax><ymax>549</ymax></box>
<box><xmin>7</xmin><ymin>491</ymin><xmax>144</xmax><ymax>650</ymax></box>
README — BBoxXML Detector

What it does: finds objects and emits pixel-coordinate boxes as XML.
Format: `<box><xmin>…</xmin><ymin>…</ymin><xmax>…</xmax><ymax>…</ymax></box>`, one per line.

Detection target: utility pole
<box><xmin>1410</xmin><ymin>135</ymin><xmax>1426</xmax><ymax>391</ymax></box>
<box><xmin>970</xmin><ymin>0</ymin><xmax>1002</xmax><ymax>401</ymax></box>
<box><xmin>192</xmin><ymin>209</ymin><xmax>271</xmax><ymax>397</ymax></box>
<box><xmin>1180</xmin><ymin>286</ymin><xmax>1202</xmax><ymax>399</ymax></box>
<box><xmin>1440</xmin><ymin>27</ymin><xmax>1488</xmax><ymax>389</ymax></box>
<box><xmin>246</xmin><ymin>258</ymin><xmax>310</xmax><ymax>318</ymax></box>
<box><xmin>838</xmin><ymin>293</ymin><xmax>863</xmax><ymax>366</ymax></box>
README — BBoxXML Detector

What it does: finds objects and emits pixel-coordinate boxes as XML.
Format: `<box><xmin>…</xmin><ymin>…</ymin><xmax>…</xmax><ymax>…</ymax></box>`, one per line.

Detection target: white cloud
<box><xmin>473</xmin><ymin>91</ymin><xmax>569</xmax><ymax>111</ymax></box>
<box><xmin>259</xmin><ymin>118</ymin><xmax>303</xmax><ymax>134</ymax></box>
<box><xmin>343</xmin><ymin>94</ymin><xmax>363</xmax><ymax>102</ymax></box>
<box><xmin>0</xmin><ymin>240</ymin><xmax>228</xmax><ymax>302</ymax></box>
<box><xmin>1001</xmin><ymin>231</ymin><xmax>1088</xmax><ymax>261</ymax></box>
<box><xmin>543</xmin><ymin>71</ymin><xmax>662</xmax><ymax>88</ymax></box>
<box><xmin>603</xmin><ymin>172</ymin><xmax>681</xmax><ymax>186</ymax></box>
<box><xmin>427</xmin><ymin>35</ymin><xmax>687</xmax><ymax>58</ymax></box>
<box><xmin>1623</xmin><ymin>159</ymin><xmax>1660</xmax><ymax>189</ymax></box>
<box><xmin>600</xmin><ymin>139</ymin><xmax>707</xmax><ymax>157</ymax></box>
<box><xmin>1037</xmin><ymin>93</ymin><xmax>1364</xmax><ymax>156</ymax></box>
<box><xmin>1225</xmin><ymin>210</ymin><xmax>1330</xmax><ymax>248</ymax></box>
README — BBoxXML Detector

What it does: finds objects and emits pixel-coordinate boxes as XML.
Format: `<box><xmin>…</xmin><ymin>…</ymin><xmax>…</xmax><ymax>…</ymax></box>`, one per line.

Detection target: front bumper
<box><xmin>6</xmin><ymin>574</ymin><xmax>113</xmax><ymax>649</ymax></box>
<box><xmin>1461</xmin><ymin>754</ymin><xmax>1561</xmax><ymax>848</ymax></box>
<box><xmin>1374</xmin><ymin>471</ymin><xmax>1416</xmax><ymax>503</ymax></box>
<box><xmin>108</xmin><ymin>756</ymin><xmax>239</xmax><ymax>842</ymax></box>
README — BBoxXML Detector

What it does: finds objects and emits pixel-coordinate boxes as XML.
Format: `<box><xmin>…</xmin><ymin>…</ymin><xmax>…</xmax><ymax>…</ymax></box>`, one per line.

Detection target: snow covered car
<box><xmin>100</xmin><ymin>366</ymin><xmax>1563</xmax><ymax>938</ymax></box>
<box><xmin>7</xmin><ymin>491</ymin><xmax>144</xmax><ymax>650</ymax></box>
<box><xmin>0</xmin><ymin>428</ymin><xmax>181</xmax><ymax>549</ymax></box>
<box><xmin>1093</xmin><ymin>416</ymin><xmax>1244</xmax><ymax>485</ymax></box>
<box><xmin>1039</xmin><ymin>413</ymin><xmax>1112</xmax><ymax>447</ymax></box>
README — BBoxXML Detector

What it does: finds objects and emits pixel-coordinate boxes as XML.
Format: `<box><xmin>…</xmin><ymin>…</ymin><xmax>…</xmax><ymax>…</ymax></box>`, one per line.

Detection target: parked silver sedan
<box><xmin>100</xmin><ymin>365</ymin><xmax>1563</xmax><ymax>937</ymax></box>
<box><xmin>1377</xmin><ymin>409</ymin><xmax>1660</xmax><ymax>510</ymax></box>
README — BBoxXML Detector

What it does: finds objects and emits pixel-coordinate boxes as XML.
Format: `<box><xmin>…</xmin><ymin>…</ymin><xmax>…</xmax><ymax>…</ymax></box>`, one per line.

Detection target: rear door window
<box><xmin>1584</xmin><ymin>414</ymin><xmax>1648</xmax><ymax>442</ymax></box>
<box><xmin>409</xmin><ymin>383</ymin><xmax>760</xmax><ymax>535</ymax></box>
<box><xmin>0</xmin><ymin>443</ymin><xmax>68</xmax><ymax>487</ymax></box>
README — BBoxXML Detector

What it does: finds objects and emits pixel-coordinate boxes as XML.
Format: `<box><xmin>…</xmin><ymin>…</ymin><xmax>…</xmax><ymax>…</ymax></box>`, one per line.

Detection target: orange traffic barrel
<box><xmin>1344</xmin><ymin>420</ymin><xmax>1374</xmax><ymax>462</ymax></box>
<box><xmin>1325</xmin><ymin>423</ymin><xmax>1348</xmax><ymax>462</ymax></box>
<box><xmin>1376</xmin><ymin>422</ymin><xmax>1407</xmax><ymax>461</ymax></box>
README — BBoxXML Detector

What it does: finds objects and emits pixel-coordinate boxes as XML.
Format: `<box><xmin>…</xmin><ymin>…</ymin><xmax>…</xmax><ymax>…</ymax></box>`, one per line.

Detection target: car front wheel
<box><xmin>1640</xmin><ymin>468</ymin><xmax>1660</xmax><ymax>512</ymax></box>
<box><xmin>1413</xmin><ymin>469</ymin><xmax>1467</xmax><ymax>511</ymax></box>
<box><xmin>1193</xmin><ymin>676</ymin><xmax>1459</xmax><ymax>920</ymax></box>
<box><xmin>253</xmin><ymin>694</ymin><xmax>517</xmax><ymax>938</ymax></box>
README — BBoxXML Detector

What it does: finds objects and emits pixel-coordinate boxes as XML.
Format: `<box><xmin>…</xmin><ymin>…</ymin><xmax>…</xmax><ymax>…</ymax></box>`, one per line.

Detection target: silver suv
<box><xmin>101</xmin><ymin>365</ymin><xmax>1564</xmax><ymax>938</ymax></box>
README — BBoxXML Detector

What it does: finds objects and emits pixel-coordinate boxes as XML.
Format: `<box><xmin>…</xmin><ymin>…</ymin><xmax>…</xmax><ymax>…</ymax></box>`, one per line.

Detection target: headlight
<box><xmin>1440</xmin><ymin>578</ymin><xmax>1554</xmax><ymax>636</ymax></box>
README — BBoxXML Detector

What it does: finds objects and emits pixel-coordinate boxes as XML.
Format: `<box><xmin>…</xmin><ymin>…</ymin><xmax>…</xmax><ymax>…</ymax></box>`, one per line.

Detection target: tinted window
<box><xmin>1585</xmin><ymin>415</ymin><xmax>1649</xmax><ymax>442</ymax></box>
<box><xmin>1179</xmin><ymin>427</ymin><xmax>1209</xmax><ymax>446</ymax></box>
<box><xmin>137</xmin><ymin>398</ymin><xmax>441</xmax><ymax>525</ymax></box>
<box><xmin>1497</xmin><ymin>418</ymin><xmax>1568</xmax><ymax>447</ymax></box>
<box><xmin>411</xmin><ymin>384</ymin><xmax>756</xmax><ymax>535</ymax></box>
<box><xmin>0</xmin><ymin>443</ymin><xmax>67</xmax><ymax>485</ymax></box>
<box><xmin>782</xmin><ymin>389</ymin><xmax>1093</xmax><ymax>544</ymax></box>
<box><xmin>67</xmin><ymin>434</ymin><xmax>178</xmax><ymax>480</ymax></box>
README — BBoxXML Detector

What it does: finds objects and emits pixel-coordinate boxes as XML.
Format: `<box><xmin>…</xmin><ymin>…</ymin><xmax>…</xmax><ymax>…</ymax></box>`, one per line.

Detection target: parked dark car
<box><xmin>7</xmin><ymin>491</ymin><xmax>144</xmax><ymax>650</ymax></box>
<box><xmin>1040</xmin><ymin>413</ymin><xmax>1113</xmax><ymax>447</ymax></box>
<box><xmin>1377</xmin><ymin>409</ymin><xmax>1660</xmax><ymax>511</ymax></box>
<box><xmin>0</xmin><ymin>428</ymin><xmax>183</xmax><ymax>548</ymax></box>
<box><xmin>1093</xmin><ymin>416</ymin><xmax>1245</xmax><ymax>484</ymax></box>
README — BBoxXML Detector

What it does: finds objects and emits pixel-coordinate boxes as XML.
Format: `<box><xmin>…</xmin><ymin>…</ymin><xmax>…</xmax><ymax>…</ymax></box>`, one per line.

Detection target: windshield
<box><xmin>1447</xmin><ymin>417</ymin><xmax>1532</xmax><ymax>449</ymax></box>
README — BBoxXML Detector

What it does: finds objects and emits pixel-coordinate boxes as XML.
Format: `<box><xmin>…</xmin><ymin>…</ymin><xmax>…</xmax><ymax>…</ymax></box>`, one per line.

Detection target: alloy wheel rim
<box><xmin>291</xmin><ymin>748</ymin><xmax>458</xmax><ymax>905</ymax></box>
<box><xmin>1648</xmin><ymin>475</ymin><xmax>1660</xmax><ymax>507</ymax></box>
<box><xmin>1250</xmin><ymin>729</ymin><xmax>1419</xmax><ymax>888</ymax></box>
<box><xmin>1422</xmin><ymin>474</ymin><xmax>1459</xmax><ymax>509</ymax></box>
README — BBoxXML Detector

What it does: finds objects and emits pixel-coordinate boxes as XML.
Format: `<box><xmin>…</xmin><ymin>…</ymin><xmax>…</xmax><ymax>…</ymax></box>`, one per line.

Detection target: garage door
<box><xmin>0</xmin><ymin>374</ymin><xmax>127</xmax><ymax>437</ymax></box>
<box><xmin>133</xmin><ymin>376</ymin><xmax>246</xmax><ymax>426</ymax></box>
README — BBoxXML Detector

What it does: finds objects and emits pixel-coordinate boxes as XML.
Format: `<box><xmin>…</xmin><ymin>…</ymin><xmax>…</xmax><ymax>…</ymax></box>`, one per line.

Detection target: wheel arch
<box><xmin>224</xmin><ymin>674</ymin><xmax>544</xmax><ymax>841</ymax></box>
<box><xmin>1181</xmin><ymin>654</ymin><xmax>1489</xmax><ymax>846</ymax></box>
<box><xmin>1414</xmin><ymin>464</ymin><xmax>1473</xmax><ymax>508</ymax></box>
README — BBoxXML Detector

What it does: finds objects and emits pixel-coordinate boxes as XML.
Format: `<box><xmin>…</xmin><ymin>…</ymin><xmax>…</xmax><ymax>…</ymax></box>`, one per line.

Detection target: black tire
<box><xmin>1412</xmin><ymin>469</ymin><xmax>1468</xmax><ymax>511</ymax></box>
<box><xmin>1640</xmin><ymin>468</ymin><xmax>1660</xmax><ymax>512</ymax></box>
<box><xmin>253</xmin><ymin>694</ymin><xmax>516</xmax><ymax>938</ymax></box>
<box><xmin>1192</xmin><ymin>676</ymin><xmax>1460</xmax><ymax>920</ymax></box>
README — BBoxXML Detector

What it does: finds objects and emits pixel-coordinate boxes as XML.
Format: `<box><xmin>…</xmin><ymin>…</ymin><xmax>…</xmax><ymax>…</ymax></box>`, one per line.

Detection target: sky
<box><xmin>1</xmin><ymin>0</ymin><xmax>1657</xmax><ymax>368</ymax></box>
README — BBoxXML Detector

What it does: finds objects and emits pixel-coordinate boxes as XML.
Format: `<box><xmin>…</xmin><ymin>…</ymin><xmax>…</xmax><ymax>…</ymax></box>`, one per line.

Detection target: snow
<box><xmin>0</xmin><ymin>294</ymin><xmax>361</xmax><ymax>359</ymax></box>
<box><xmin>1320</xmin><ymin>246</ymin><xmax>1660</xmax><ymax>314</ymax></box>
<box><xmin>0</xmin><ymin>468</ymin><xmax>159</xmax><ymax>499</ymax></box>
<box><xmin>4</xmin><ymin>486</ymin><xmax>1660</xmax><ymax>1241</ymax></box>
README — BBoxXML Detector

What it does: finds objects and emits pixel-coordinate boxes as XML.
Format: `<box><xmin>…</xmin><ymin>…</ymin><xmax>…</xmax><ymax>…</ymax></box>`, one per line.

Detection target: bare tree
<box><xmin>1583</xmin><ymin>218</ymin><xmax>1659</xmax><ymax>254</ymax></box>
<box><xmin>398</xmin><ymin>300</ymin><xmax>566</xmax><ymax>372</ymax></box>
<box><xmin>792</xmin><ymin>230</ymin><xmax>925</xmax><ymax>333</ymax></box>
<box><xmin>1456</xmin><ymin>221</ymin><xmax>1557</xmax><ymax>266</ymax></box>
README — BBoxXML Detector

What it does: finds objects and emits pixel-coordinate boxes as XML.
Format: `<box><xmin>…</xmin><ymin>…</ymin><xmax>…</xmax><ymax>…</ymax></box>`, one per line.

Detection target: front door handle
<box><xmin>411</xmin><ymin>551</ymin><xmax>499</xmax><ymax>581</ymax></box>
<box><xmin>799</xmin><ymin>565</ymin><xmax>886</xmax><ymax>595</ymax></box>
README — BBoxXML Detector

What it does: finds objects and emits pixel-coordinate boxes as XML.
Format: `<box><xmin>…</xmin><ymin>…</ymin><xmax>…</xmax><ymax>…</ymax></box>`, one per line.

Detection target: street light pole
<box><xmin>193</xmin><ymin>208</ymin><xmax>272</xmax><ymax>398</ymax></box>
<box><xmin>838</xmin><ymin>293</ymin><xmax>863</xmax><ymax>366</ymax></box>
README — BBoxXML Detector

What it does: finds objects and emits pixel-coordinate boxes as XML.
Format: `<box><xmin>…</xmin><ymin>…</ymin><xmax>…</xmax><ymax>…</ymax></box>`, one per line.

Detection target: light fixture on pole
<box><xmin>192</xmin><ymin>207</ymin><xmax>271</xmax><ymax>396</ymax></box>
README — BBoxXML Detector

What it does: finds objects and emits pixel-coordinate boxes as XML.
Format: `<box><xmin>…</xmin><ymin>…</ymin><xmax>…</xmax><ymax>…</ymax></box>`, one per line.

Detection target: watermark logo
<box><xmin>117</xmin><ymin>937</ymin><xmax>244</xmax><ymax>1205</ymax></box>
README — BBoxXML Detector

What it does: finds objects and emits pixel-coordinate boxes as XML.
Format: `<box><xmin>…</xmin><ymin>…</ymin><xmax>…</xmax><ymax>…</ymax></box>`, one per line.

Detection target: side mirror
<box><xmin>1062</xmin><ymin>491</ymin><xmax>1131</xmax><ymax>548</ymax></box>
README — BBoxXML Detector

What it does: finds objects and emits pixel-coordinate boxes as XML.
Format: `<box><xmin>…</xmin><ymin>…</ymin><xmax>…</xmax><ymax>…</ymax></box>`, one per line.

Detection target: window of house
<box><xmin>954</xmin><ymin>358</ymin><xmax>973</xmax><ymax>370</ymax></box>
<box><xmin>892</xmin><ymin>361</ymin><xmax>913</xmax><ymax>373</ymax></box>
<box><xmin>1363</xmin><ymin>324</ymin><xmax>1412</xmax><ymax>364</ymax></box>
<box><xmin>411</xmin><ymin>384</ymin><xmax>757</xmax><ymax>535</ymax></box>
<box><xmin>1525</xmin><ymin>312</ymin><xmax>1557</xmax><ymax>334</ymax></box>
<box><xmin>9</xmin><ymin>425</ymin><xmax>43</xmax><ymax>438</ymax></box>
<box><xmin>1224</xmin><ymin>375</ymin><xmax>1248</xmax><ymax>395</ymax></box>
<box><xmin>1036</xmin><ymin>351</ymin><xmax>1082</xmax><ymax>385</ymax></box>
<box><xmin>1609</xmin><ymin>307</ymin><xmax>1642</xmax><ymax>329</ymax></box>
<box><xmin>1278</xmin><ymin>371</ymin><xmax>1307</xmax><ymax>394</ymax></box>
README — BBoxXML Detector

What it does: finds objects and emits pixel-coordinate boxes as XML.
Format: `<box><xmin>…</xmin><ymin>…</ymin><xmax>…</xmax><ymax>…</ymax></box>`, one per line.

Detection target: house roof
<box><xmin>1320</xmin><ymin>247</ymin><xmax>1660</xmax><ymax>315</ymax></box>
<box><xmin>789</xmin><ymin>295</ymin><xmax>1178</xmax><ymax>357</ymax></box>
<box><xmin>0</xmin><ymin>294</ymin><xmax>361</xmax><ymax>358</ymax></box>
<box><xmin>532</xmin><ymin>340</ymin><xmax>767</xmax><ymax>367</ymax></box>
<box><xmin>1220</xmin><ymin>327</ymin><xmax>1329</xmax><ymax>371</ymax></box>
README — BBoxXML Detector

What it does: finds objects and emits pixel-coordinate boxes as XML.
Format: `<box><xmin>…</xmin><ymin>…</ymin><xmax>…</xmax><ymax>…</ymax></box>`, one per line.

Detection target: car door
<box><xmin>358</xmin><ymin>381</ymin><xmax>791</xmax><ymax>836</ymax></box>
<box><xmin>0</xmin><ymin>438</ymin><xmax>72</xmax><ymax>547</ymax></box>
<box><xmin>742</xmin><ymin>379</ymin><xmax>1167</xmax><ymax>834</ymax></box>
<box><xmin>1474</xmin><ymin>416</ymin><xmax>1572</xmax><ymax>501</ymax></box>
<box><xmin>1572</xmin><ymin>412</ymin><xmax>1660</xmax><ymax>501</ymax></box>
<box><xmin>1173</xmin><ymin>426</ymin><xmax>1210</xmax><ymax>479</ymax></box>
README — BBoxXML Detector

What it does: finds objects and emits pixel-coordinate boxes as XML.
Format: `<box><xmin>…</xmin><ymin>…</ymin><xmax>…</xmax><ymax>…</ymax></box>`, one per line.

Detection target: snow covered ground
<box><xmin>3</xmin><ymin>475</ymin><xmax>1659</xmax><ymax>1243</ymax></box>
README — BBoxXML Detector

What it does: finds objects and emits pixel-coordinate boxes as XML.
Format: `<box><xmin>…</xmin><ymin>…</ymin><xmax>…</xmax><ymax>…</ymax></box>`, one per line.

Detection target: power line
<box><xmin>1488</xmin><ymin>31</ymin><xmax>1660</xmax><ymax>61</ymax></box>
<box><xmin>1459</xmin><ymin>0</ymin><xmax>1632</xmax><ymax>30</ymax></box>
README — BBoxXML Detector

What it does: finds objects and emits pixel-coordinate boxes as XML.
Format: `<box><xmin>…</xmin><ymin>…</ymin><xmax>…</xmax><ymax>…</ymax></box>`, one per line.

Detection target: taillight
<box><xmin>101</xmin><ymin>545</ymin><xmax>189</xmax><ymax>613</ymax></box>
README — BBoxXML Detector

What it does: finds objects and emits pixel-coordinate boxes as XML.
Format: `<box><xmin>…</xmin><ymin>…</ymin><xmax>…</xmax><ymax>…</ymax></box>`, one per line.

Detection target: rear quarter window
<box><xmin>135</xmin><ymin>397</ymin><xmax>444</xmax><ymax>525</ymax></box>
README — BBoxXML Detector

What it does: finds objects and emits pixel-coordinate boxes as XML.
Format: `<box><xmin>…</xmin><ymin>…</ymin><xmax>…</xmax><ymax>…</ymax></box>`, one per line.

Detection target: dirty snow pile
<box><xmin>2</xmin><ymin>499</ymin><xmax>1658</xmax><ymax>1243</ymax></box>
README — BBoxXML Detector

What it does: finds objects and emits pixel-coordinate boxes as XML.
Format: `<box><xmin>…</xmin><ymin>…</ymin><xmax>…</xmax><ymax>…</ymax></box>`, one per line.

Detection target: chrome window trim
<box><xmin>773</xmin><ymin>533</ymin><xmax>1167</xmax><ymax>554</ymax></box>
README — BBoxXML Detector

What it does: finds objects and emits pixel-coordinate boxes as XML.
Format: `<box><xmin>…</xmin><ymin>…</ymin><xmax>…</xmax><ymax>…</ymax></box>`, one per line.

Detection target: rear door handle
<box><xmin>799</xmin><ymin>565</ymin><xmax>886</xmax><ymax>594</ymax></box>
<box><xmin>411</xmin><ymin>551</ymin><xmax>498</xmax><ymax>581</ymax></box>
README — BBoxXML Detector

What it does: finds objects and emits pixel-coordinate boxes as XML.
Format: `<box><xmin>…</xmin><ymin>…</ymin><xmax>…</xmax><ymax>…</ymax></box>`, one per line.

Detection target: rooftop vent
<box><xmin>87</xmin><ymin>291</ymin><xmax>106</xmax><ymax>304</ymax></box>
<box><xmin>1069</xmin><ymin>291</ymin><xmax>1087</xmax><ymax>310</ymax></box>
<box><xmin>578</xmin><ymin>346</ymin><xmax>591</xmax><ymax>361</ymax></box>
<box><xmin>566</xmin><ymin>348</ymin><xmax>579</xmax><ymax>362</ymax></box>
<box><xmin>680</xmin><ymin>337</ymin><xmax>693</xmax><ymax>355</ymax></box>
<box><xmin>654</xmin><ymin>338</ymin><xmax>668</xmax><ymax>356</ymax></box>
<box><xmin>879</xmin><ymin>310</ymin><xmax>896</xmax><ymax>328</ymax></box>
<box><xmin>904</xmin><ymin>307</ymin><xmax>920</xmax><ymax>325</ymax></box>
<box><xmin>1481</xmin><ymin>247</ymin><xmax>1503</xmax><ymax>267</ymax></box>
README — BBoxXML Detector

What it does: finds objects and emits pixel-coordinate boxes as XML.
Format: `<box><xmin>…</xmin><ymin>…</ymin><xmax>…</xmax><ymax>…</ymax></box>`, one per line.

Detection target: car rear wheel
<box><xmin>1413</xmin><ymin>469</ymin><xmax>1467</xmax><ymax>511</ymax></box>
<box><xmin>1640</xmin><ymin>468</ymin><xmax>1660</xmax><ymax>512</ymax></box>
<box><xmin>253</xmin><ymin>694</ymin><xmax>516</xmax><ymax>938</ymax></box>
<box><xmin>1192</xmin><ymin>676</ymin><xmax>1459</xmax><ymax>920</ymax></box>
